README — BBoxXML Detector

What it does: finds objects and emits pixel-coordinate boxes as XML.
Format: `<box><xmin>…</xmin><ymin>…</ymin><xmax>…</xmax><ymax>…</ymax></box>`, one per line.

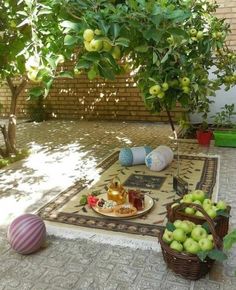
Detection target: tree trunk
<box><xmin>0</xmin><ymin>77</ymin><xmax>27</xmax><ymax>157</ymax></box>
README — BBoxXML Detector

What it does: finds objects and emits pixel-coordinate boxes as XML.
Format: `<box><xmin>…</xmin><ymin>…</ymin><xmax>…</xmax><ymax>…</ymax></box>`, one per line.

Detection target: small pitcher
<box><xmin>107</xmin><ymin>177</ymin><xmax>127</xmax><ymax>205</ymax></box>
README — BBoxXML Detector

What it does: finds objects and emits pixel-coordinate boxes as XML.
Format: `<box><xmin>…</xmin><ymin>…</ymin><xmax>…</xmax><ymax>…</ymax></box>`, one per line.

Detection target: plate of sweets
<box><xmin>92</xmin><ymin>190</ymin><xmax>154</xmax><ymax>219</ymax></box>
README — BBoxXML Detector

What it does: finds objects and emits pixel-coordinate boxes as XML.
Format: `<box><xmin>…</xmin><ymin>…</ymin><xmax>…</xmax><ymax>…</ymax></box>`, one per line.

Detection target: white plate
<box><xmin>92</xmin><ymin>193</ymin><xmax>154</xmax><ymax>219</ymax></box>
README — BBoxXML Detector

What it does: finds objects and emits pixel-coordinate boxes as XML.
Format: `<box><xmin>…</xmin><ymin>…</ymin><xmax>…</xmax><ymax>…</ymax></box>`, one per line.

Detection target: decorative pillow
<box><xmin>145</xmin><ymin>145</ymin><xmax>174</xmax><ymax>171</ymax></box>
<box><xmin>119</xmin><ymin>146</ymin><xmax>152</xmax><ymax>166</ymax></box>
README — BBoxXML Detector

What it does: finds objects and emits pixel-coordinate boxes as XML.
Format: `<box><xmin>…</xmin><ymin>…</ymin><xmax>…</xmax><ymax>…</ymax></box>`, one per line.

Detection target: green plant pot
<box><xmin>213</xmin><ymin>130</ymin><xmax>236</xmax><ymax>147</ymax></box>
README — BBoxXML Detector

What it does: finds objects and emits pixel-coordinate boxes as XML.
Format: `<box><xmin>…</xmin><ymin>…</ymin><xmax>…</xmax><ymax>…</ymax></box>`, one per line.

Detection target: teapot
<box><xmin>107</xmin><ymin>177</ymin><xmax>127</xmax><ymax>205</ymax></box>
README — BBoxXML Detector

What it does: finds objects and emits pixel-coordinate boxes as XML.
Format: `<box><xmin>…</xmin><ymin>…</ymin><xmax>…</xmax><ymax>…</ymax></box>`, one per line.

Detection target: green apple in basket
<box><xmin>191</xmin><ymin>190</ymin><xmax>206</xmax><ymax>203</ymax></box>
<box><xmin>216</xmin><ymin>200</ymin><xmax>227</xmax><ymax>210</ymax></box>
<box><xmin>178</xmin><ymin>220</ymin><xmax>194</xmax><ymax>234</ymax></box>
<box><xmin>191</xmin><ymin>226</ymin><xmax>208</xmax><ymax>242</ymax></box>
<box><xmin>170</xmin><ymin>240</ymin><xmax>183</xmax><ymax>252</ymax></box>
<box><xmin>162</xmin><ymin>229</ymin><xmax>174</xmax><ymax>244</ymax></box>
<box><xmin>183</xmin><ymin>237</ymin><xmax>201</xmax><ymax>254</ymax></box>
<box><xmin>199</xmin><ymin>238</ymin><xmax>214</xmax><ymax>251</ymax></box>
<box><xmin>173</xmin><ymin>228</ymin><xmax>187</xmax><ymax>243</ymax></box>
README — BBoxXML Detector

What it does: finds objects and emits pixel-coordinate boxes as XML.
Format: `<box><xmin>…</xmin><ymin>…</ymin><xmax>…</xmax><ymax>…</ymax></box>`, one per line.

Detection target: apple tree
<box><xmin>57</xmin><ymin>0</ymin><xmax>236</xmax><ymax>130</ymax></box>
<box><xmin>0</xmin><ymin>0</ymin><xmax>71</xmax><ymax>158</ymax></box>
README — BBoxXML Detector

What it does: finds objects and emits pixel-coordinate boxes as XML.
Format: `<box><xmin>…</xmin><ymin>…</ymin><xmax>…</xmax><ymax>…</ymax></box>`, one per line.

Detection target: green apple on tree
<box><xmin>196</xmin><ymin>31</ymin><xmax>204</xmax><ymax>40</ymax></box>
<box><xmin>162</xmin><ymin>229</ymin><xmax>174</xmax><ymax>244</ymax></box>
<box><xmin>149</xmin><ymin>84</ymin><xmax>161</xmax><ymax>95</ymax></box>
<box><xmin>162</xmin><ymin>82</ymin><xmax>169</xmax><ymax>91</ymax></box>
<box><xmin>157</xmin><ymin>91</ymin><xmax>165</xmax><ymax>99</ymax></box>
<box><xmin>83</xmin><ymin>29</ymin><xmax>94</xmax><ymax>42</ymax></box>
<box><xmin>189</xmin><ymin>28</ymin><xmax>197</xmax><ymax>36</ymax></box>
<box><xmin>199</xmin><ymin>238</ymin><xmax>214</xmax><ymax>251</ymax></box>
<box><xmin>173</xmin><ymin>228</ymin><xmax>187</xmax><ymax>243</ymax></box>
<box><xmin>90</xmin><ymin>39</ymin><xmax>103</xmax><ymax>51</ymax></box>
<box><xmin>182</xmin><ymin>86</ymin><xmax>190</xmax><ymax>94</ymax></box>
<box><xmin>191</xmin><ymin>226</ymin><xmax>208</xmax><ymax>241</ymax></box>
<box><xmin>111</xmin><ymin>46</ymin><xmax>121</xmax><ymax>59</ymax></box>
<box><xmin>84</xmin><ymin>41</ymin><xmax>93</xmax><ymax>52</ymax></box>
<box><xmin>180</xmin><ymin>77</ymin><xmax>190</xmax><ymax>86</ymax></box>
<box><xmin>170</xmin><ymin>240</ymin><xmax>183</xmax><ymax>252</ymax></box>
<box><xmin>102</xmin><ymin>39</ymin><xmax>113</xmax><ymax>52</ymax></box>
<box><xmin>94</xmin><ymin>29</ymin><xmax>102</xmax><ymax>35</ymax></box>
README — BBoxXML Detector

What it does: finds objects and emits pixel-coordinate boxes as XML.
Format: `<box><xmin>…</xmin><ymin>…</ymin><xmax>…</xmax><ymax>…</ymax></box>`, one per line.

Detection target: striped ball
<box><xmin>7</xmin><ymin>214</ymin><xmax>46</xmax><ymax>255</ymax></box>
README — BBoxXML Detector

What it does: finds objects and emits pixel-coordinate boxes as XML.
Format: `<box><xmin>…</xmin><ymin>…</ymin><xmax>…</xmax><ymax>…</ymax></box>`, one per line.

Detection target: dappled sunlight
<box><xmin>116</xmin><ymin>136</ymin><xmax>132</xmax><ymax>145</ymax></box>
<box><xmin>0</xmin><ymin>141</ymin><xmax>100</xmax><ymax>226</ymax></box>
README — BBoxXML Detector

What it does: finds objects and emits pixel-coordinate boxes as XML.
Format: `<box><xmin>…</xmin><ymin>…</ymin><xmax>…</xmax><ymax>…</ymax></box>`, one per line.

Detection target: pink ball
<box><xmin>7</xmin><ymin>214</ymin><xmax>46</xmax><ymax>255</ymax></box>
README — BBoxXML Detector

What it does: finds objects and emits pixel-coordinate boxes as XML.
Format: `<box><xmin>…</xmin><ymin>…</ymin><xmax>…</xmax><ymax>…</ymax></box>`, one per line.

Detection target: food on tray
<box><xmin>96</xmin><ymin>198</ymin><xmax>117</xmax><ymax>213</ymax></box>
<box><xmin>128</xmin><ymin>189</ymin><xmax>145</xmax><ymax>210</ymax></box>
<box><xmin>114</xmin><ymin>204</ymin><xmax>137</xmax><ymax>217</ymax></box>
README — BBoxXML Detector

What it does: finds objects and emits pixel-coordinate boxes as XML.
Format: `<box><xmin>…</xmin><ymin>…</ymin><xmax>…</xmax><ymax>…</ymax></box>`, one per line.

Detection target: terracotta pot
<box><xmin>196</xmin><ymin>130</ymin><xmax>212</xmax><ymax>146</ymax></box>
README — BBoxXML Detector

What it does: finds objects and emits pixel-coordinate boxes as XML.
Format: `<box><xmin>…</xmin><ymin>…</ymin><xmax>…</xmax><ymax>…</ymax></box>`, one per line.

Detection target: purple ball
<box><xmin>7</xmin><ymin>214</ymin><xmax>46</xmax><ymax>255</ymax></box>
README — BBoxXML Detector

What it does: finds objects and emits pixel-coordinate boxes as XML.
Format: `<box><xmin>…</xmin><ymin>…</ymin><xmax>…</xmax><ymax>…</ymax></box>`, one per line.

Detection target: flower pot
<box><xmin>196</xmin><ymin>130</ymin><xmax>212</xmax><ymax>146</ymax></box>
<box><xmin>213</xmin><ymin>130</ymin><xmax>236</xmax><ymax>147</ymax></box>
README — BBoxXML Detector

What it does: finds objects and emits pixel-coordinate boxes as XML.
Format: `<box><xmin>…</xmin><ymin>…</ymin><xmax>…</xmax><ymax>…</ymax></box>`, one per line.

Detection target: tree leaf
<box><xmin>115</xmin><ymin>37</ymin><xmax>130</xmax><ymax>47</ymax></box>
<box><xmin>58</xmin><ymin>71</ymin><xmax>74</xmax><ymax>78</ymax></box>
<box><xmin>28</xmin><ymin>87</ymin><xmax>43</xmax><ymax>99</ymax></box>
<box><xmin>76</xmin><ymin>59</ymin><xmax>91</xmax><ymax>69</ymax></box>
<box><xmin>64</xmin><ymin>35</ymin><xmax>78</xmax><ymax>46</ymax></box>
<box><xmin>167</xmin><ymin>28</ymin><xmax>189</xmax><ymax>39</ymax></box>
<box><xmin>153</xmin><ymin>52</ymin><xmax>158</xmax><ymax>64</ymax></box>
<box><xmin>208</xmin><ymin>249</ymin><xmax>227</xmax><ymax>262</ymax></box>
<box><xmin>110</xmin><ymin>23</ymin><xmax>120</xmax><ymax>40</ymax></box>
<box><xmin>60</xmin><ymin>21</ymin><xmax>81</xmax><ymax>32</ymax></box>
<box><xmin>161</xmin><ymin>50</ymin><xmax>171</xmax><ymax>63</ymax></box>
<box><xmin>134</xmin><ymin>45</ymin><xmax>149</xmax><ymax>53</ymax></box>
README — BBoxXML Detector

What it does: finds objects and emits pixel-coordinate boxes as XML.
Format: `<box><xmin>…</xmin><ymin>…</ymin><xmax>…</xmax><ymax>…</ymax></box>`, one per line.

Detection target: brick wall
<box><xmin>0</xmin><ymin>0</ymin><xmax>235</xmax><ymax>122</ymax></box>
<box><xmin>214</xmin><ymin>0</ymin><xmax>236</xmax><ymax>47</ymax></box>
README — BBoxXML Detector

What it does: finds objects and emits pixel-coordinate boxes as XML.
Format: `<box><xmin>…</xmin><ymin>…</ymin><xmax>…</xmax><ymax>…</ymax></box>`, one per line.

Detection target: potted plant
<box><xmin>212</xmin><ymin>104</ymin><xmax>236</xmax><ymax>147</ymax></box>
<box><xmin>196</xmin><ymin>120</ymin><xmax>213</xmax><ymax>146</ymax></box>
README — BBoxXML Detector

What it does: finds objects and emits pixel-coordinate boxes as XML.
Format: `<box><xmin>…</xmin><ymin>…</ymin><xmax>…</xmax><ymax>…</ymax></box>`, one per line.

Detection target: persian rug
<box><xmin>38</xmin><ymin>151</ymin><xmax>219</xmax><ymax>238</ymax></box>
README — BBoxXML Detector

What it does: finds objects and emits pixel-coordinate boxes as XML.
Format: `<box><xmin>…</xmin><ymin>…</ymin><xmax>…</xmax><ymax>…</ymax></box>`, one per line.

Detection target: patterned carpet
<box><xmin>38</xmin><ymin>150</ymin><xmax>219</xmax><ymax>237</ymax></box>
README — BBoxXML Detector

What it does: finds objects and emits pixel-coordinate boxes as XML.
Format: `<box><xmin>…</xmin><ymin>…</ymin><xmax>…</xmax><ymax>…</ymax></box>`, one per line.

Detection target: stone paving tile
<box><xmin>193</xmin><ymin>279</ymin><xmax>223</xmax><ymax>290</ymax></box>
<box><xmin>160</xmin><ymin>281</ymin><xmax>191</xmax><ymax>290</ymax></box>
<box><xmin>0</xmin><ymin>120</ymin><xmax>236</xmax><ymax>290</ymax></box>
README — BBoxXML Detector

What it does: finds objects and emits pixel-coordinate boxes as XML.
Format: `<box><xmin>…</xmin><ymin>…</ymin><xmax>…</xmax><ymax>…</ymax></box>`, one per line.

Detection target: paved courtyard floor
<box><xmin>0</xmin><ymin>119</ymin><xmax>236</xmax><ymax>290</ymax></box>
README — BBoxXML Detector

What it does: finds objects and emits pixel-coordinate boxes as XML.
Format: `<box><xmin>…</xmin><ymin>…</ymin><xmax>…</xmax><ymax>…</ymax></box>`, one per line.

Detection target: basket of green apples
<box><xmin>159</xmin><ymin>203</ymin><xmax>227</xmax><ymax>280</ymax></box>
<box><xmin>166</xmin><ymin>190</ymin><xmax>230</xmax><ymax>238</ymax></box>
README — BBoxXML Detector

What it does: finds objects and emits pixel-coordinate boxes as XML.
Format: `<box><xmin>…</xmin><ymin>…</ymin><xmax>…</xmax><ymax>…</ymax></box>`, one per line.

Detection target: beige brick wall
<box><xmin>0</xmin><ymin>71</ymin><xmax>184</xmax><ymax>122</ymax></box>
<box><xmin>214</xmin><ymin>0</ymin><xmax>236</xmax><ymax>48</ymax></box>
<box><xmin>0</xmin><ymin>0</ymin><xmax>235</xmax><ymax>122</ymax></box>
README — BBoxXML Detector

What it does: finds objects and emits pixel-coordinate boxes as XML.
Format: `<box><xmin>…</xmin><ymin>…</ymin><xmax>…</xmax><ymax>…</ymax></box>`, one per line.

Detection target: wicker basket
<box><xmin>159</xmin><ymin>203</ymin><xmax>222</xmax><ymax>280</ymax></box>
<box><xmin>166</xmin><ymin>200</ymin><xmax>230</xmax><ymax>238</ymax></box>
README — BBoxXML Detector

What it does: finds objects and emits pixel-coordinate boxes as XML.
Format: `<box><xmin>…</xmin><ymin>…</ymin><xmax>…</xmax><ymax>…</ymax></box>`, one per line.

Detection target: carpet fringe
<box><xmin>46</xmin><ymin>223</ymin><xmax>161</xmax><ymax>252</ymax></box>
